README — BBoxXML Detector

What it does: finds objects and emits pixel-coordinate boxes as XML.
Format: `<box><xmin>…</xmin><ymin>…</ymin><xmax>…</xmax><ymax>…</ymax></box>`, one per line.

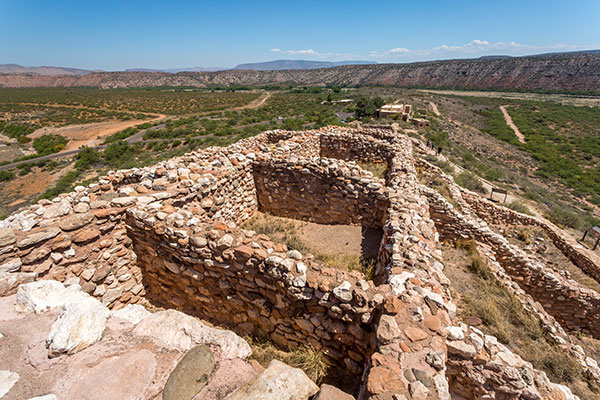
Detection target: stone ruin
<box><xmin>2</xmin><ymin>125</ymin><xmax>599</xmax><ymax>399</ymax></box>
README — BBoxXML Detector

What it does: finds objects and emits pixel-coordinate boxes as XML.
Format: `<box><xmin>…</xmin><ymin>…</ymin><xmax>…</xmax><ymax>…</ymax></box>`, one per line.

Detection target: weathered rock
<box><xmin>43</xmin><ymin>201</ymin><xmax>71</xmax><ymax>219</ymax></box>
<box><xmin>0</xmin><ymin>228</ymin><xmax>16</xmax><ymax>247</ymax></box>
<box><xmin>133</xmin><ymin>309</ymin><xmax>251</xmax><ymax>359</ymax></box>
<box><xmin>227</xmin><ymin>359</ymin><xmax>319</xmax><ymax>400</ymax></box>
<box><xmin>367</xmin><ymin>366</ymin><xmax>405</xmax><ymax>394</ymax></box>
<box><xmin>110</xmin><ymin>304</ymin><xmax>151</xmax><ymax>325</ymax></box>
<box><xmin>22</xmin><ymin>247</ymin><xmax>50</xmax><ymax>265</ymax></box>
<box><xmin>314</xmin><ymin>384</ymin><xmax>355</xmax><ymax>400</ymax></box>
<box><xmin>0</xmin><ymin>370</ymin><xmax>19</xmax><ymax>398</ymax></box>
<box><xmin>17</xmin><ymin>228</ymin><xmax>61</xmax><ymax>248</ymax></box>
<box><xmin>0</xmin><ymin>258</ymin><xmax>21</xmax><ymax>273</ymax></box>
<box><xmin>0</xmin><ymin>271</ymin><xmax>36</xmax><ymax>296</ymax></box>
<box><xmin>46</xmin><ymin>296</ymin><xmax>110</xmax><ymax>356</ymax></box>
<box><xmin>16</xmin><ymin>280</ymin><xmax>86</xmax><ymax>314</ymax></box>
<box><xmin>404</xmin><ymin>326</ymin><xmax>428</xmax><ymax>342</ymax></box>
<box><xmin>409</xmin><ymin>381</ymin><xmax>430</xmax><ymax>400</ymax></box>
<box><xmin>59</xmin><ymin>213</ymin><xmax>94</xmax><ymax>231</ymax></box>
<box><xmin>447</xmin><ymin>340</ymin><xmax>476</xmax><ymax>359</ymax></box>
<box><xmin>163</xmin><ymin>345</ymin><xmax>215</xmax><ymax>400</ymax></box>
<box><xmin>446</xmin><ymin>326</ymin><xmax>464</xmax><ymax>341</ymax></box>
<box><xmin>73</xmin><ymin>202</ymin><xmax>90</xmax><ymax>213</ymax></box>
<box><xmin>27</xmin><ymin>395</ymin><xmax>58</xmax><ymax>400</ymax></box>
<box><xmin>72</xmin><ymin>228</ymin><xmax>100</xmax><ymax>243</ymax></box>
<box><xmin>111</xmin><ymin>197</ymin><xmax>137</xmax><ymax>207</ymax></box>
<box><xmin>333</xmin><ymin>281</ymin><xmax>353</xmax><ymax>302</ymax></box>
<box><xmin>376</xmin><ymin>315</ymin><xmax>401</xmax><ymax>344</ymax></box>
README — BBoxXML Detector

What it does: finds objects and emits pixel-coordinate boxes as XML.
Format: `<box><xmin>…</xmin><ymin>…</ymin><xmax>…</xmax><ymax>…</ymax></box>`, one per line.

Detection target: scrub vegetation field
<box><xmin>0</xmin><ymin>85</ymin><xmax>599</xmax><ymax>241</ymax></box>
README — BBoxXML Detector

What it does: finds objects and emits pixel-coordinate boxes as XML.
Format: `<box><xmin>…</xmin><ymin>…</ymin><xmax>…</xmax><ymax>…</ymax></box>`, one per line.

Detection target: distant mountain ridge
<box><xmin>232</xmin><ymin>59</ymin><xmax>377</xmax><ymax>71</ymax></box>
<box><xmin>1</xmin><ymin>52</ymin><xmax>599</xmax><ymax>92</ymax></box>
<box><xmin>0</xmin><ymin>60</ymin><xmax>378</xmax><ymax>76</ymax></box>
<box><xmin>126</xmin><ymin>67</ymin><xmax>225</xmax><ymax>73</ymax></box>
<box><xmin>0</xmin><ymin>64</ymin><xmax>96</xmax><ymax>76</ymax></box>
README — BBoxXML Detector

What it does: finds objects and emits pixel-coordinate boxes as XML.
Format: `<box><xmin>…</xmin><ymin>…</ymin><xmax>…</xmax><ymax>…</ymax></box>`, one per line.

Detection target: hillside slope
<box><xmin>1</xmin><ymin>53</ymin><xmax>599</xmax><ymax>91</ymax></box>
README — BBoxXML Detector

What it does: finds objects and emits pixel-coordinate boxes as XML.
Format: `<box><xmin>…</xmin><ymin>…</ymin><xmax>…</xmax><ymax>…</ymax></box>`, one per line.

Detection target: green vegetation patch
<box><xmin>32</xmin><ymin>134</ymin><xmax>68</xmax><ymax>156</ymax></box>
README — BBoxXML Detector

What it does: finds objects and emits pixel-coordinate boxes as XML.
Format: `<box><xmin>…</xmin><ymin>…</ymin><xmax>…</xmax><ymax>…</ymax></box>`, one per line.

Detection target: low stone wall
<box><xmin>320</xmin><ymin>133</ymin><xmax>395</xmax><ymax>164</ymax></box>
<box><xmin>253</xmin><ymin>157</ymin><xmax>390</xmax><ymax>229</ymax></box>
<box><xmin>1</xmin><ymin>126</ymin><xmax>586</xmax><ymax>400</ymax></box>
<box><xmin>446</xmin><ymin>324</ymin><xmax>578</xmax><ymax>399</ymax></box>
<box><xmin>460</xmin><ymin>190</ymin><xmax>600</xmax><ymax>284</ymax></box>
<box><xmin>423</xmin><ymin>185</ymin><xmax>600</xmax><ymax>339</ymax></box>
<box><xmin>127</xmin><ymin>213</ymin><xmax>380</xmax><ymax>373</ymax></box>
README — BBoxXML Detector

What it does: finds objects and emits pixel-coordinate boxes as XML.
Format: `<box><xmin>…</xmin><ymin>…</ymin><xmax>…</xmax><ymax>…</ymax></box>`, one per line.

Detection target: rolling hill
<box><xmin>1</xmin><ymin>52</ymin><xmax>599</xmax><ymax>92</ymax></box>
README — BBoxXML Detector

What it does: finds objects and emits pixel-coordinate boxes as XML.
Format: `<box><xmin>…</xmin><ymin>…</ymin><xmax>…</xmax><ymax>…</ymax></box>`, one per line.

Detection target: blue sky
<box><xmin>1</xmin><ymin>0</ymin><xmax>599</xmax><ymax>70</ymax></box>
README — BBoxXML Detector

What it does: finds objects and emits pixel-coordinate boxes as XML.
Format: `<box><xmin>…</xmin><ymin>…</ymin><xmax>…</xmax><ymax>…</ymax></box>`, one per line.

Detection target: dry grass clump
<box><xmin>242</xmin><ymin>213</ymin><xmax>377</xmax><ymax>278</ymax></box>
<box><xmin>318</xmin><ymin>254</ymin><xmax>376</xmax><ymax>281</ymax></box>
<box><xmin>424</xmin><ymin>174</ymin><xmax>462</xmax><ymax>212</ymax></box>
<box><xmin>241</xmin><ymin>213</ymin><xmax>307</xmax><ymax>252</ymax></box>
<box><xmin>246</xmin><ymin>336</ymin><xmax>329</xmax><ymax>383</ymax></box>
<box><xmin>455</xmin><ymin>171</ymin><xmax>487</xmax><ymax>194</ymax></box>
<box><xmin>503</xmin><ymin>200</ymin><xmax>533</xmax><ymax>216</ymax></box>
<box><xmin>452</xmin><ymin>239</ymin><xmax>599</xmax><ymax>398</ymax></box>
<box><xmin>357</xmin><ymin>161</ymin><xmax>388</xmax><ymax>180</ymax></box>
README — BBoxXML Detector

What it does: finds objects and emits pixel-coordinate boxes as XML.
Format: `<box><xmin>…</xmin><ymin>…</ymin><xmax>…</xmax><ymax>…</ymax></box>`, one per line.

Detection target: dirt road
<box><xmin>0</xmin><ymin>92</ymin><xmax>269</xmax><ymax>170</ymax></box>
<box><xmin>499</xmin><ymin>105</ymin><xmax>526</xmax><ymax>144</ymax></box>
<box><xmin>234</xmin><ymin>92</ymin><xmax>271</xmax><ymax>110</ymax></box>
<box><xmin>429</xmin><ymin>101</ymin><xmax>441</xmax><ymax>116</ymax></box>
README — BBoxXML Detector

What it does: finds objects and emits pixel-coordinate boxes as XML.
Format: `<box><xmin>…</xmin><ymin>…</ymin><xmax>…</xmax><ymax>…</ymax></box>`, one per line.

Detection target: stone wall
<box><xmin>253</xmin><ymin>157</ymin><xmax>390</xmax><ymax>229</ymax></box>
<box><xmin>423</xmin><ymin>182</ymin><xmax>600</xmax><ymax>339</ymax></box>
<box><xmin>1</xmin><ymin>126</ymin><xmax>587</xmax><ymax>400</ymax></box>
<box><xmin>320</xmin><ymin>133</ymin><xmax>395</xmax><ymax>164</ymax></box>
<box><xmin>460</xmin><ymin>190</ymin><xmax>600</xmax><ymax>284</ymax></box>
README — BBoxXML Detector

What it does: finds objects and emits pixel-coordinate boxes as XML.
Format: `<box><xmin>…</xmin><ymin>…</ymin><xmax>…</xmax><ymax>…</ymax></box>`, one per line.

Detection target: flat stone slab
<box><xmin>163</xmin><ymin>345</ymin><xmax>215</xmax><ymax>400</ymax></box>
<box><xmin>227</xmin><ymin>359</ymin><xmax>319</xmax><ymax>400</ymax></box>
<box><xmin>0</xmin><ymin>370</ymin><xmax>19</xmax><ymax>398</ymax></box>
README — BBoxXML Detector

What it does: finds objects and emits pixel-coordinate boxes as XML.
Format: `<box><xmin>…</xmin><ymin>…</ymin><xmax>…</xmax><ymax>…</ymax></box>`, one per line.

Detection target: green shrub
<box><xmin>0</xmin><ymin>170</ymin><xmax>15</xmax><ymax>182</ymax></box>
<box><xmin>504</xmin><ymin>201</ymin><xmax>533</xmax><ymax>215</ymax></box>
<box><xmin>39</xmin><ymin>170</ymin><xmax>80</xmax><ymax>200</ymax></box>
<box><xmin>455</xmin><ymin>171</ymin><xmax>487</xmax><ymax>194</ymax></box>
<box><xmin>546</xmin><ymin>205</ymin><xmax>584</xmax><ymax>230</ymax></box>
<box><xmin>32</xmin><ymin>134</ymin><xmax>67</xmax><ymax>156</ymax></box>
<box><xmin>75</xmin><ymin>146</ymin><xmax>102</xmax><ymax>170</ymax></box>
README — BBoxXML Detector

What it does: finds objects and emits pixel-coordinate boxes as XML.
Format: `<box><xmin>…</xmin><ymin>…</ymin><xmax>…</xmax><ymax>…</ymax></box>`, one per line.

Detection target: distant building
<box><xmin>378</xmin><ymin>103</ymin><xmax>412</xmax><ymax>120</ymax></box>
<box><xmin>410</xmin><ymin>117</ymin><xmax>430</xmax><ymax>129</ymax></box>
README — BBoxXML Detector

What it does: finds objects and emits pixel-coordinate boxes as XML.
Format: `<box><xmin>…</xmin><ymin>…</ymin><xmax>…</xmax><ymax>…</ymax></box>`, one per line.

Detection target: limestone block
<box><xmin>110</xmin><ymin>304</ymin><xmax>151</xmax><ymax>325</ymax></box>
<box><xmin>0</xmin><ymin>370</ymin><xmax>19</xmax><ymax>398</ymax></box>
<box><xmin>227</xmin><ymin>359</ymin><xmax>319</xmax><ymax>400</ymax></box>
<box><xmin>16</xmin><ymin>280</ymin><xmax>86</xmax><ymax>314</ymax></box>
<box><xmin>46</xmin><ymin>296</ymin><xmax>110</xmax><ymax>356</ymax></box>
<box><xmin>133</xmin><ymin>309</ymin><xmax>251</xmax><ymax>359</ymax></box>
<box><xmin>0</xmin><ymin>271</ymin><xmax>36</xmax><ymax>296</ymax></box>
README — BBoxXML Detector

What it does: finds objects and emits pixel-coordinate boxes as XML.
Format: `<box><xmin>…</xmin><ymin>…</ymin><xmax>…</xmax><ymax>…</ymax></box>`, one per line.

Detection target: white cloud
<box><xmin>390</xmin><ymin>47</ymin><xmax>411</xmax><ymax>53</ymax></box>
<box><xmin>268</xmin><ymin>40</ymin><xmax>596</xmax><ymax>62</ymax></box>
<box><xmin>380</xmin><ymin>40</ymin><xmax>595</xmax><ymax>60</ymax></box>
<box><xmin>285</xmin><ymin>49</ymin><xmax>318</xmax><ymax>55</ymax></box>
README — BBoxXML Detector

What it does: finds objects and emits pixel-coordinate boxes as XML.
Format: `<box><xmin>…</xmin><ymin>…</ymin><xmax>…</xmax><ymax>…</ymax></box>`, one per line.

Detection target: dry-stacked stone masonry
<box><xmin>0</xmin><ymin>126</ymin><xmax>584</xmax><ymax>399</ymax></box>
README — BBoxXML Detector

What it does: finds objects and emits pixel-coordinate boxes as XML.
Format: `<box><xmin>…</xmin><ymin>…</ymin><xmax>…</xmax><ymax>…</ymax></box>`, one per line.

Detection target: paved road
<box><xmin>0</xmin><ymin>123</ymin><xmax>167</xmax><ymax>171</ymax></box>
<box><xmin>0</xmin><ymin>92</ymin><xmax>272</xmax><ymax>172</ymax></box>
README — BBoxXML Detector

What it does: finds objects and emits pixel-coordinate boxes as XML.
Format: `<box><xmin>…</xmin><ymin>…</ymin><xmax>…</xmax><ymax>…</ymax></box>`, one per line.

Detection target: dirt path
<box><xmin>30</xmin><ymin>119</ymin><xmax>149</xmax><ymax>151</ymax></box>
<box><xmin>499</xmin><ymin>105</ymin><xmax>526</xmax><ymax>144</ymax></box>
<box><xmin>429</xmin><ymin>101</ymin><xmax>441</xmax><ymax>116</ymax></box>
<box><xmin>234</xmin><ymin>92</ymin><xmax>271</xmax><ymax>110</ymax></box>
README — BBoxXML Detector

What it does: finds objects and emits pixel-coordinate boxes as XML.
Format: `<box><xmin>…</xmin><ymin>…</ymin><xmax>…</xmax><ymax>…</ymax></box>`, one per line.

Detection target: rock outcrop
<box><xmin>1</xmin><ymin>53</ymin><xmax>599</xmax><ymax>91</ymax></box>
